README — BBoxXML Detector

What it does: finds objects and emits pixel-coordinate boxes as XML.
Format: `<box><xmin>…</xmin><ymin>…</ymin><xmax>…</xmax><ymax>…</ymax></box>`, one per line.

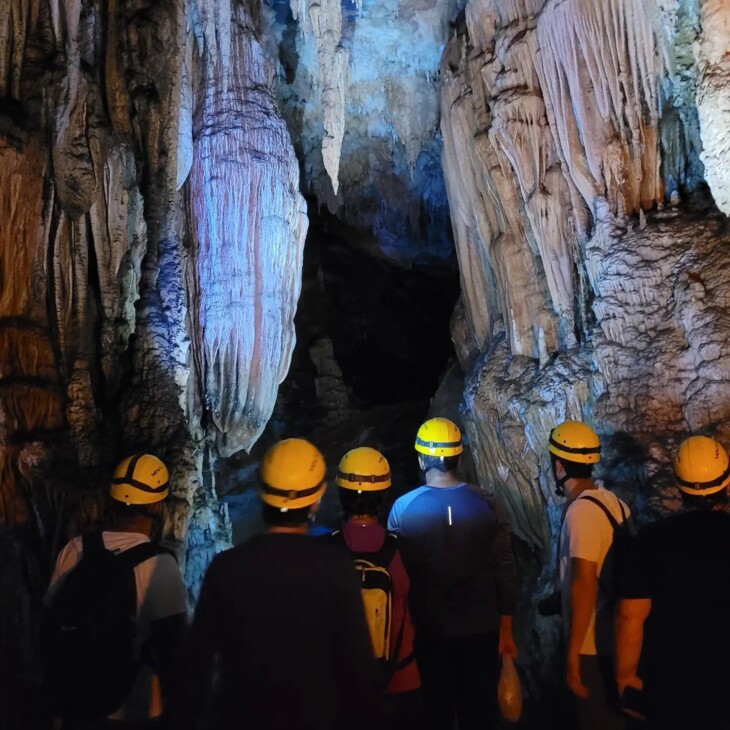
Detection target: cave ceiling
<box><xmin>262</xmin><ymin>0</ymin><xmax>464</xmax><ymax>265</ymax></box>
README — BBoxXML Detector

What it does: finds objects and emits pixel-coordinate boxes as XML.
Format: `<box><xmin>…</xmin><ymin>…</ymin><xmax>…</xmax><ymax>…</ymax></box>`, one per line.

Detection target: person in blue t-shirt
<box><xmin>387</xmin><ymin>418</ymin><xmax>518</xmax><ymax>730</ymax></box>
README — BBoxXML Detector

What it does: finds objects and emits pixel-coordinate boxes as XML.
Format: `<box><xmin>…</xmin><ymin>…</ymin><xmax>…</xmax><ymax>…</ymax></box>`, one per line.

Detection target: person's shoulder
<box><xmin>391</xmin><ymin>485</ymin><xmax>430</xmax><ymax>513</ymax></box>
<box><xmin>462</xmin><ymin>483</ymin><xmax>496</xmax><ymax>502</ymax></box>
<box><xmin>565</xmin><ymin>494</ymin><xmax>605</xmax><ymax>526</ymax></box>
<box><xmin>59</xmin><ymin>535</ymin><xmax>83</xmax><ymax>553</ymax></box>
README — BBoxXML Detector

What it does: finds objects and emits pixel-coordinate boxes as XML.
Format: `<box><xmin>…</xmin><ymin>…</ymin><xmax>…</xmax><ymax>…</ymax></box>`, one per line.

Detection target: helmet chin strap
<box><xmin>551</xmin><ymin>459</ymin><xmax>568</xmax><ymax>497</ymax></box>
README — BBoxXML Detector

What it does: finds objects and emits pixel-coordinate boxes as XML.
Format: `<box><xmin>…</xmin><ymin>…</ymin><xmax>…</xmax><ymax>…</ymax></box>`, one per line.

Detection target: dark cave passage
<box><xmin>219</xmin><ymin>207</ymin><xmax>462</xmax><ymax>544</ymax></box>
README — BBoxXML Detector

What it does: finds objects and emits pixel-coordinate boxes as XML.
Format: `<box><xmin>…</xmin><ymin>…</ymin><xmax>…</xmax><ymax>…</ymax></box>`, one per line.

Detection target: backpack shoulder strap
<box><xmin>372</xmin><ymin>533</ymin><xmax>398</xmax><ymax>568</ymax></box>
<box><xmin>81</xmin><ymin>530</ymin><xmax>106</xmax><ymax>557</ymax></box>
<box><xmin>115</xmin><ymin>542</ymin><xmax>171</xmax><ymax>572</ymax></box>
<box><xmin>578</xmin><ymin>494</ymin><xmax>620</xmax><ymax>531</ymax></box>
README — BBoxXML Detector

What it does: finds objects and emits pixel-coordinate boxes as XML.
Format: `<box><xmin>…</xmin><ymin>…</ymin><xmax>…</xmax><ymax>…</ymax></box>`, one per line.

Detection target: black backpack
<box><xmin>44</xmin><ymin>531</ymin><xmax>168</xmax><ymax>719</ymax></box>
<box><xmin>579</xmin><ymin>495</ymin><xmax>637</xmax><ymax>599</ymax></box>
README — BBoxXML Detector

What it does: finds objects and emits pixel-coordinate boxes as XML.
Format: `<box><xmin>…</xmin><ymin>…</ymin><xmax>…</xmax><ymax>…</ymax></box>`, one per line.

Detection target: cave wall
<box><xmin>440</xmin><ymin>0</ymin><xmax>730</xmax><ymax>692</ymax></box>
<box><xmin>0</xmin><ymin>0</ymin><xmax>305</xmax><ymax>710</ymax></box>
<box><xmin>263</xmin><ymin>0</ymin><xmax>460</xmax><ymax>264</ymax></box>
<box><xmin>1</xmin><ymin>0</ymin><xmax>728</xmax><ymax>720</ymax></box>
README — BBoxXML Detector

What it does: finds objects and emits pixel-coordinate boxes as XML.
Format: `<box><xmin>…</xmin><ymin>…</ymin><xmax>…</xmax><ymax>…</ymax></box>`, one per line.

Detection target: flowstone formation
<box><xmin>0</xmin><ymin>1</ymin><xmax>305</xmax><ymax>719</ymax></box>
<box><xmin>440</xmin><ymin>0</ymin><xmax>730</xmax><ymax>695</ymax></box>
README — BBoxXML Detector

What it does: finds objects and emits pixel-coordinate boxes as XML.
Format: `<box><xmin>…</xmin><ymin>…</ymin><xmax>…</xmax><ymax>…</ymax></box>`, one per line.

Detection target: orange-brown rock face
<box><xmin>0</xmin><ymin>3</ymin><xmax>306</xmax><ymax>706</ymax></box>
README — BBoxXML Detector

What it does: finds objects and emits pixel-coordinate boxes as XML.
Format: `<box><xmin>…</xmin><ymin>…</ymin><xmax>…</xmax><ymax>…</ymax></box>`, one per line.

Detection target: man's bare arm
<box><xmin>615</xmin><ymin>598</ymin><xmax>651</xmax><ymax>694</ymax></box>
<box><xmin>566</xmin><ymin>557</ymin><xmax>598</xmax><ymax>698</ymax></box>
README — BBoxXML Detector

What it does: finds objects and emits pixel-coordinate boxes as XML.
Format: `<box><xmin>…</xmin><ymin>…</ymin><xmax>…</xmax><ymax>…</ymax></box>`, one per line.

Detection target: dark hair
<box><xmin>261</xmin><ymin>502</ymin><xmax>311</xmax><ymax>527</ymax></box>
<box><xmin>110</xmin><ymin>499</ymin><xmax>161</xmax><ymax>522</ymax></box>
<box><xmin>681</xmin><ymin>489</ymin><xmax>728</xmax><ymax>511</ymax></box>
<box><xmin>550</xmin><ymin>454</ymin><xmax>594</xmax><ymax>480</ymax></box>
<box><xmin>420</xmin><ymin>454</ymin><xmax>460</xmax><ymax>474</ymax></box>
<box><xmin>339</xmin><ymin>488</ymin><xmax>385</xmax><ymax>518</ymax></box>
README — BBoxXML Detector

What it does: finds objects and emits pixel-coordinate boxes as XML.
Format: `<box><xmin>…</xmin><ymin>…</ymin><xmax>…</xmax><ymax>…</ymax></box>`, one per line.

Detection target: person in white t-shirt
<box><xmin>45</xmin><ymin>454</ymin><xmax>187</xmax><ymax>729</ymax></box>
<box><xmin>549</xmin><ymin>421</ymin><xmax>628</xmax><ymax>730</ymax></box>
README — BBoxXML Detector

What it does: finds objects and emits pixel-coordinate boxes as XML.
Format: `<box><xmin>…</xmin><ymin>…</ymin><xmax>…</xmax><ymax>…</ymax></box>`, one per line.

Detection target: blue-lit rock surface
<box><xmin>263</xmin><ymin>0</ymin><xmax>459</xmax><ymax>265</ymax></box>
<box><xmin>188</xmin><ymin>1</ymin><xmax>308</xmax><ymax>458</ymax></box>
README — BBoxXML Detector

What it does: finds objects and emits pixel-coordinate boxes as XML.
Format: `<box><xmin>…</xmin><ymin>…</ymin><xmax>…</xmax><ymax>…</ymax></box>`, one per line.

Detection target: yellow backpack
<box><xmin>331</xmin><ymin>532</ymin><xmax>399</xmax><ymax>660</ymax></box>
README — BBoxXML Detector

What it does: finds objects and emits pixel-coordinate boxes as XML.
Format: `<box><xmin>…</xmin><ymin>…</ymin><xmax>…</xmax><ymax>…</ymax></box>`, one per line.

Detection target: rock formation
<box><xmin>1</xmin><ymin>0</ymin><xmax>730</xmax><ymax>723</ymax></box>
<box><xmin>696</xmin><ymin>0</ymin><xmax>730</xmax><ymax>215</ymax></box>
<box><xmin>440</xmin><ymin>0</ymin><xmax>730</xmax><ymax>693</ymax></box>
<box><xmin>0</xmin><ymin>1</ymin><xmax>305</xmax><ymax>717</ymax></box>
<box><xmin>266</xmin><ymin>0</ymin><xmax>458</xmax><ymax>263</ymax></box>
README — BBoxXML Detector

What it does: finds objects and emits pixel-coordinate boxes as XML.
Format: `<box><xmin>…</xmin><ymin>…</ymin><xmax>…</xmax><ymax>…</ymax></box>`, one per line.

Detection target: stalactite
<box><xmin>271</xmin><ymin>0</ymin><xmax>454</xmax><ymax>261</ymax></box>
<box><xmin>52</xmin><ymin>0</ymin><xmax>100</xmax><ymax>217</ymax></box>
<box><xmin>535</xmin><ymin>0</ymin><xmax>668</xmax><ymax>216</ymax></box>
<box><xmin>441</xmin><ymin>1</ymin><xmax>575</xmax><ymax>362</ymax></box>
<box><xmin>88</xmin><ymin>147</ymin><xmax>147</xmax><ymax>391</ymax></box>
<box><xmin>187</xmin><ymin>0</ymin><xmax>307</xmax><ymax>457</ymax></box>
<box><xmin>194</xmin><ymin>0</ymin><xmax>232</xmax><ymax>93</ymax></box>
<box><xmin>176</xmin><ymin>28</ymin><xmax>194</xmax><ymax>190</ymax></box>
<box><xmin>105</xmin><ymin>0</ymin><xmax>133</xmax><ymax>139</ymax></box>
<box><xmin>299</xmin><ymin>0</ymin><xmax>348</xmax><ymax>195</ymax></box>
<box><xmin>0</xmin><ymin>4</ymin><xmax>309</xmax><ymax>683</ymax></box>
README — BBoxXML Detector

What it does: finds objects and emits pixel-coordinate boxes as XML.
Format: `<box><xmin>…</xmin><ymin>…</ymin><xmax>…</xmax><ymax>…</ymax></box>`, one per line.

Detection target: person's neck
<box><xmin>566</xmin><ymin>478</ymin><xmax>597</xmax><ymax>502</ymax></box>
<box><xmin>267</xmin><ymin>525</ymin><xmax>308</xmax><ymax>535</ymax></box>
<box><xmin>424</xmin><ymin>470</ymin><xmax>463</xmax><ymax>488</ymax></box>
<box><xmin>346</xmin><ymin>515</ymin><xmax>378</xmax><ymax>525</ymax></box>
<box><xmin>110</xmin><ymin>514</ymin><xmax>155</xmax><ymax>537</ymax></box>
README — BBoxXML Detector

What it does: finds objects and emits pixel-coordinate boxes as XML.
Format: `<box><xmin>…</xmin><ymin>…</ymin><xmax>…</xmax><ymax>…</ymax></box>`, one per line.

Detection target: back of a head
<box><xmin>548</xmin><ymin>420</ymin><xmax>601</xmax><ymax>479</ymax></box>
<box><xmin>415</xmin><ymin>417</ymin><xmax>463</xmax><ymax>474</ymax></box>
<box><xmin>674</xmin><ymin>435</ymin><xmax>730</xmax><ymax>509</ymax></box>
<box><xmin>260</xmin><ymin>438</ymin><xmax>326</xmax><ymax>527</ymax></box>
<box><xmin>336</xmin><ymin>446</ymin><xmax>391</xmax><ymax>517</ymax></box>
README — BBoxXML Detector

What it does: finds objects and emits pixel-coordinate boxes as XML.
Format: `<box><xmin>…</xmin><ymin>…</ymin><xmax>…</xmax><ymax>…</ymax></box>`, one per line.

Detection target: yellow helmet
<box><xmin>110</xmin><ymin>454</ymin><xmax>170</xmax><ymax>505</ymax></box>
<box><xmin>336</xmin><ymin>447</ymin><xmax>391</xmax><ymax>492</ymax></box>
<box><xmin>260</xmin><ymin>438</ymin><xmax>326</xmax><ymax>510</ymax></box>
<box><xmin>548</xmin><ymin>421</ymin><xmax>601</xmax><ymax>464</ymax></box>
<box><xmin>674</xmin><ymin>435</ymin><xmax>730</xmax><ymax>496</ymax></box>
<box><xmin>415</xmin><ymin>417</ymin><xmax>463</xmax><ymax>457</ymax></box>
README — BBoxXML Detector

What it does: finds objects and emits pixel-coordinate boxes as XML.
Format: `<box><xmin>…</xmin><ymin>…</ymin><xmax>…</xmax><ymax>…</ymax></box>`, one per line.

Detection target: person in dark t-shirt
<box><xmin>387</xmin><ymin>418</ymin><xmax>518</xmax><ymax>730</ymax></box>
<box><xmin>174</xmin><ymin>439</ymin><xmax>380</xmax><ymax>730</ymax></box>
<box><xmin>616</xmin><ymin>435</ymin><xmax>730</xmax><ymax>729</ymax></box>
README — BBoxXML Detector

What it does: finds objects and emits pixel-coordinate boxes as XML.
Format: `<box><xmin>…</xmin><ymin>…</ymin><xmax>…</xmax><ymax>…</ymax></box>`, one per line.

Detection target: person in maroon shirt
<box><xmin>330</xmin><ymin>446</ymin><xmax>421</xmax><ymax>728</ymax></box>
